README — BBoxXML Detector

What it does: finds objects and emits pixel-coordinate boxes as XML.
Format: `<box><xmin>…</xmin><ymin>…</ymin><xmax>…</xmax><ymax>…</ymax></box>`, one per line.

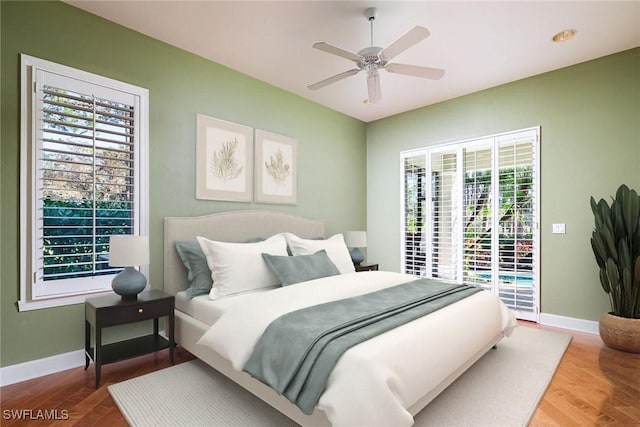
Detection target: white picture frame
<box><xmin>196</xmin><ymin>114</ymin><xmax>253</xmax><ymax>202</ymax></box>
<box><xmin>255</xmin><ymin>129</ymin><xmax>297</xmax><ymax>205</ymax></box>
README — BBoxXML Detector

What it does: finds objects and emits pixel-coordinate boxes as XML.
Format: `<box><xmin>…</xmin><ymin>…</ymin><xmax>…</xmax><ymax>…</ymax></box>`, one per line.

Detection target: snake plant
<box><xmin>590</xmin><ymin>184</ymin><xmax>640</xmax><ymax>319</ymax></box>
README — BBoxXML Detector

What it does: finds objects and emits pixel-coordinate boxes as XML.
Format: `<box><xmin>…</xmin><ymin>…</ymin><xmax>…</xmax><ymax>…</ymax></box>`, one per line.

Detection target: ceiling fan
<box><xmin>308</xmin><ymin>7</ymin><xmax>445</xmax><ymax>104</ymax></box>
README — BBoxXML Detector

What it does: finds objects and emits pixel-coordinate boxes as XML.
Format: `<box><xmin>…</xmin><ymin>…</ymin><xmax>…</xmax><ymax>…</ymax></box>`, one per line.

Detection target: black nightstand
<box><xmin>355</xmin><ymin>263</ymin><xmax>379</xmax><ymax>272</ymax></box>
<box><xmin>84</xmin><ymin>290</ymin><xmax>175</xmax><ymax>388</ymax></box>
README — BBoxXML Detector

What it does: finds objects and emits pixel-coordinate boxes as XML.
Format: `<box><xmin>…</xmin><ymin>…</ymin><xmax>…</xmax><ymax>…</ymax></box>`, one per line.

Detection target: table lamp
<box><xmin>109</xmin><ymin>235</ymin><xmax>149</xmax><ymax>300</ymax></box>
<box><xmin>344</xmin><ymin>231</ymin><xmax>367</xmax><ymax>266</ymax></box>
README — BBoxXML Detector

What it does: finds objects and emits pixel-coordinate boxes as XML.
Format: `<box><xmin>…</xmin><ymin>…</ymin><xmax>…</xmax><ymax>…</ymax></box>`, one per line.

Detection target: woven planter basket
<box><xmin>599</xmin><ymin>313</ymin><xmax>640</xmax><ymax>353</ymax></box>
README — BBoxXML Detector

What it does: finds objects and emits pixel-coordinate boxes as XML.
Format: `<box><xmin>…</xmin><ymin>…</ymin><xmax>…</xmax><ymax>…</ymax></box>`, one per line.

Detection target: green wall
<box><xmin>2</xmin><ymin>1</ymin><xmax>638</xmax><ymax>370</ymax></box>
<box><xmin>367</xmin><ymin>48</ymin><xmax>640</xmax><ymax>322</ymax></box>
<box><xmin>0</xmin><ymin>1</ymin><xmax>366</xmax><ymax>367</ymax></box>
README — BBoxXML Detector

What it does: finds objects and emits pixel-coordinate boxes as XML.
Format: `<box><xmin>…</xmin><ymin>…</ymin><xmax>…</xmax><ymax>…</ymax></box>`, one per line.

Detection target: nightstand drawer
<box><xmin>100</xmin><ymin>299</ymin><xmax>173</xmax><ymax>327</ymax></box>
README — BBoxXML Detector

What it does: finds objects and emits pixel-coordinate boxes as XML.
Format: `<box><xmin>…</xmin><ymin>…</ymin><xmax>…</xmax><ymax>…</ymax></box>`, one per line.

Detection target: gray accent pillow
<box><xmin>175</xmin><ymin>241</ymin><xmax>213</xmax><ymax>298</ymax></box>
<box><xmin>262</xmin><ymin>250</ymin><xmax>341</xmax><ymax>286</ymax></box>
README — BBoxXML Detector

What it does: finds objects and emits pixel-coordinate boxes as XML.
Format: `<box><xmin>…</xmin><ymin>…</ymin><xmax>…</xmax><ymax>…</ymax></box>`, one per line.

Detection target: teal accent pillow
<box><xmin>262</xmin><ymin>250</ymin><xmax>341</xmax><ymax>286</ymax></box>
<box><xmin>175</xmin><ymin>241</ymin><xmax>213</xmax><ymax>298</ymax></box>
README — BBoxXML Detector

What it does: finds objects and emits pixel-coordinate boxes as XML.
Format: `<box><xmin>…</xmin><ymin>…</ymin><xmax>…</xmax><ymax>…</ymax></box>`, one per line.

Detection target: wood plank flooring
<box><xmin>1</xmin><ymin>323</ymin><xmax>638</xmax><ymax>426</ymax></box>
<box><xmin>525</xmin><ymin>322</ymin><xmax>640</xmax><ymax>427</ymax></box>
<box><xmin>1</xmin><ymin>348</ymin><xmax>195</xmax><ymax>426</ymax></box>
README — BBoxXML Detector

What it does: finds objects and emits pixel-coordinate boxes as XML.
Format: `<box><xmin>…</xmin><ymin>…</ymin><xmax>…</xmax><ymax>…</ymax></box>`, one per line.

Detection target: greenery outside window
<box><xmin>19</xmin><ymin>55</ymin><xmax>149</xmax><ymax>311</ymax></box>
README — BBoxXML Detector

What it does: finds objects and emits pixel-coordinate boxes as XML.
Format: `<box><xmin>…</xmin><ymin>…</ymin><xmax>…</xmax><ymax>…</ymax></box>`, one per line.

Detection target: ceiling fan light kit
<box><xmin>308</xmin><ymin>7</ymin><xmax>445</xmax><ymax>104</ymax></box>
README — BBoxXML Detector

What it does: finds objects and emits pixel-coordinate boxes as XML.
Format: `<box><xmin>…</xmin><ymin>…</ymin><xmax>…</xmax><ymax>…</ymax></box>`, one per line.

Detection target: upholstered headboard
<box><xmin>163</xmin><ymin>210</ymin><xmax>325</xmax><ymax>295</ymax></box>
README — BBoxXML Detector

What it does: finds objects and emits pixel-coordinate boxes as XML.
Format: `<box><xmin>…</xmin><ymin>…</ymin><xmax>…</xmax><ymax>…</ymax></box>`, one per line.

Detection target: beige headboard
<box><xmin>163</xmin><ymin>210</ymin><xmax>325</xmax><ymax>295</ymax></box>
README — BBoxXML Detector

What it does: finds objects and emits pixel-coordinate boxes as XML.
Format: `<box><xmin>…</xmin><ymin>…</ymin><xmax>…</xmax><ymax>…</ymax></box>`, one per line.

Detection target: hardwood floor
<box><xmin>0</xmin><ymin>347</ymin><xmax>195</xmax><ymax>426</ymax></box>
<box><xmin>1</xmin><ymin>324</ymin><xmax>638</xmax><ymax>426</ymax></box>
<box><xmin>524</xmin><ymin>322</ymin><xmax>640</xmax><ymax>427</ymax></box>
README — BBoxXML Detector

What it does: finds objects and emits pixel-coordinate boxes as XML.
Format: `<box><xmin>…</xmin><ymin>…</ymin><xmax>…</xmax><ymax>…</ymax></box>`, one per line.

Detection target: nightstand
<box><xmin>355</xmin><ymin>263</ymin><xmax>379</xmax><ymax>272</ymax></box>
<box><xmin>84</xmin><ymin>290</ymin><xmax>175</xmax><ymax>388</ymax></box>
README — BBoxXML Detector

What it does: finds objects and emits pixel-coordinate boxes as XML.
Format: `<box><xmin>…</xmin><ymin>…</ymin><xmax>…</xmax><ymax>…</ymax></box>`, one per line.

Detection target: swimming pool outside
<box><xmin>463</xmin><ymin>271</ymin><xmax>536</xmax><ymax>312</ymax></box>
<box><xmin>474</xmin><ymin>272</ymin><xmax>533</xmax><ymax>286</ymax></box>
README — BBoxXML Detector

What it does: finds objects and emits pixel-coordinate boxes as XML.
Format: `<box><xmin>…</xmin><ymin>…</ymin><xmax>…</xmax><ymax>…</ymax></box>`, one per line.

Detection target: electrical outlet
<box><xmin>552</xmin><ymin>223</ymin><xmax>566</xmax><ymax>234</ymax></box>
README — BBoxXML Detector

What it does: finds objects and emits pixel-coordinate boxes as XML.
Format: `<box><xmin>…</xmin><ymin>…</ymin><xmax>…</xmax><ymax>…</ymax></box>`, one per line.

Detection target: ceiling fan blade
<box><xmin>380</xmin><ymin>26</ymin><xmax>430</xmax><ymax>61</ymax></box>
<box><xmin>308</xmin><ymin>69</ymin><xmax>361</xmax><ymax>90</ymax></box>
<box><xmin>385</xmin><ymin>63</ymin><xmax>445</xmax><ymax>80</ymax></box>
<box><xmin>313</xmin><ymin>42</ymin><xmax>363</xmax><ymax>63</ymax></box>
<box><xmin>366</xmin><ymin>70</ymin><xmax>381</xmax><ymax>104</ymax></box>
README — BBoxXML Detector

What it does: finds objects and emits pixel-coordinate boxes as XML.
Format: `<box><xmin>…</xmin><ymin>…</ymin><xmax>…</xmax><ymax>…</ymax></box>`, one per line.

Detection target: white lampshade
<box><xmin>344</xmin><ymin>231</ymin><xmax>367</xmax><ymax>248</ymax></box>
<box><xmin>109</xmin><ymin>235</ymin><xmax>149</xmax><ymax>267</ymax></box>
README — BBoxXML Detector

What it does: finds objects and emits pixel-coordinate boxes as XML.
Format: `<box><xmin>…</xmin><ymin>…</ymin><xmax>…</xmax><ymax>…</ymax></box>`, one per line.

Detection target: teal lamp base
<box><xmin>349</xmin><ymin>247</ymin><xmax>365</xmax><ymax>266</ymax></box>
<box><xmin>112</xmin><ymin>267</ymin><xmax>147</xmax><ymax>300</ymax></box>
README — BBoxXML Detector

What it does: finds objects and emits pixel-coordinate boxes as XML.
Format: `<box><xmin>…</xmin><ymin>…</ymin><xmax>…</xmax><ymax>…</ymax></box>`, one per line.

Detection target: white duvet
<box><xmin>198</xmin><ymin>271</ymin><xmax>516</xmax><ymax>427</ymax></box>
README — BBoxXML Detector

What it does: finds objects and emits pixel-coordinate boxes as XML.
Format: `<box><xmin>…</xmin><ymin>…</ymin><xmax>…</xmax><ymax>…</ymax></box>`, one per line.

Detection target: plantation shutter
<box><xmin>429</xmin><ymin>149</ymin><xmax>459</xmax><ymax>281</ymax></box>
<box><xmin>402</xmin><ymin>154</ymin><xmax>427</xmax><ymax>275</ymax></box>
<box><xmin>33</xmin><ymin>69</ymin><xmax>140</xmax><ymax>298</ymax></box>
<box><xmin>401</xmin><ymin>128</ymin><xmax>539</xmax><ymax>320</ymax></box>
<box><xmin>494</xmin><ymin>131</ymin><xmax>537</xmax><ymax>314</ymax></box>
<box><xmin>462</xmin><ymin>140</ymin><xmax>494</xmax><ymax>289</ymax></box>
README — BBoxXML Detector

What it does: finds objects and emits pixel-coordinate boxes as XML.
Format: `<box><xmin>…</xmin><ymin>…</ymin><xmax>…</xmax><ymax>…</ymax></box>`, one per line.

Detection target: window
<box><xmin>19</xmin><ymin>55</ymin><xmax>149</xmax><ymax>310</ymax></box>
<box><xmin>401</xmin><ymin>128</ymin><xmax>539</xmax><ymax>320</ymax></box>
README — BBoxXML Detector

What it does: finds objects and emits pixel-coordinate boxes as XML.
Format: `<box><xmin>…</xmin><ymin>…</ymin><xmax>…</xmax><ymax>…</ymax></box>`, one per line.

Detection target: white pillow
<box><xmin>197</xmin><ymin>234</ymin><xmax>288</xmax><ymax>300</ymax></box>
<box><xmin>285</xmin><ymin>233</ymin><xmax>355</xmax><ymax>274</ymax></box>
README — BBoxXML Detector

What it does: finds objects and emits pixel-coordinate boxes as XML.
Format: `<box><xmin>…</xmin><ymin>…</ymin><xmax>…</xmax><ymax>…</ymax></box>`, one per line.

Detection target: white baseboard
<box><xmin>0</xmin><ymin>349</ymin><xmax>85</xmax><ymax>387</ymax></box>
<box><xmin>1</xmin><ymin>331</ymin><xmax>170</xmax><ymax>387</ymax></box>
<box><xmin>539</xmin><ymin>312</ymin><xmax>599</xmax><ymax>335</ymax></box>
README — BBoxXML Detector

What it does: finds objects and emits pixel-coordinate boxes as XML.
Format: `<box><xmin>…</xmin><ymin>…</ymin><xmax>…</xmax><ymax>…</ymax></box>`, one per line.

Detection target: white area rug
<box><xmin>109</xmin><ymin>326</ymin><xmax>571</xmax><ymax>427</ymax></box>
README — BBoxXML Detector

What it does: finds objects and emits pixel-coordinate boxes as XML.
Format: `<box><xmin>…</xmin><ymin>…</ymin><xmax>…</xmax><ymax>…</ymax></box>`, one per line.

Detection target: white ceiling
<box><xmin>65</xmin><ymin>1</ymin><xmax>640</xmax><ymax>123</ymax></box>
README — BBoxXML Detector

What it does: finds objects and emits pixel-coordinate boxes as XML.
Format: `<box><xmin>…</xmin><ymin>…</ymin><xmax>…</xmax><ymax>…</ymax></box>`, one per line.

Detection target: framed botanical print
<box><xmin>196</xmin><ymin>114</ymin><xmax>253</xmax><ymax>202</ymax></box>
<box><xmin>255</xmin><ymin>129</ymin><xmax>297</xmax><ymax>205</ymax></box>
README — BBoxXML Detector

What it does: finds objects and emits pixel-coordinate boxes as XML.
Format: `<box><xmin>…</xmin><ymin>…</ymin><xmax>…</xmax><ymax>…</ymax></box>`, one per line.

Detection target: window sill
<box><xmin>18</xmin><ymin>290</ymin><xmax>116</xmax><ymax>311</ymax></box>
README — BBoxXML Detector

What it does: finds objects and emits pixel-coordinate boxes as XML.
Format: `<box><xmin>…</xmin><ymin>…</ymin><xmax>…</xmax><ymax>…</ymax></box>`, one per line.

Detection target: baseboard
<box><xmin>1</xmin><ymin>331</ymin><xmax>170</xmax><ymax>387</ymax></box>
<box><xmin>0</xmin><ymin>349</ymin><xmax>85</xmax><ymax>387</ymax></box>
<box><xmin>539</xmin><ymin>312</ymin><xmax>599</xmax><ymax>335</ymax></box>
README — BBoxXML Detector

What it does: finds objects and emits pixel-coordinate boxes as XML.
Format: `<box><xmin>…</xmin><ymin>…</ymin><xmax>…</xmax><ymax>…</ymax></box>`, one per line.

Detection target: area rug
<box><xmin>108</xmin><ymin>326</ymin><xmax>571</xmax><ymax>427</ymax></box>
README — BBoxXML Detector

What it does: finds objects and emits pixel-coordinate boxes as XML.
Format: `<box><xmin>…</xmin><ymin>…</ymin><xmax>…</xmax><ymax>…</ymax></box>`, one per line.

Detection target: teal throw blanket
<box><xmin>243</xmin><ymin>279</ymin><xmax>481</xmax><ymax>414</ymax></box>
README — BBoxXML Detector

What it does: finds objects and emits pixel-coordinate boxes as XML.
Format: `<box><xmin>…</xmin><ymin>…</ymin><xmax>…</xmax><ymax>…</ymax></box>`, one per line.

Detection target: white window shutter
<box><xmin>20</xmin><ymin>55</ymin><xmax>148</xmax><ymax>308</ymax></box>
<box><xmin>401</xmin><ymin>128</ymin><xmax>540</xmax><ymax>320</ymax></box>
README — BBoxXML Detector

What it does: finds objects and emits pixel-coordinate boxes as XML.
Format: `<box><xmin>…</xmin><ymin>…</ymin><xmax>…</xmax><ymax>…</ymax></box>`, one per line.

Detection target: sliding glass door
<box><xmin>401</xmin><ymin>128</ymin><xmax>539</xmax><ymax>321</ymax></box>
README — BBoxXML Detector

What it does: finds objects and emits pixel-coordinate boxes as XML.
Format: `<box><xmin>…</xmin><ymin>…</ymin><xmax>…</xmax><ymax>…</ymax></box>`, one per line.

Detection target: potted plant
<box><xmin>590</xmin><ymin>184</ymin><xmax>640</xmax><ymax>353</ymax></box>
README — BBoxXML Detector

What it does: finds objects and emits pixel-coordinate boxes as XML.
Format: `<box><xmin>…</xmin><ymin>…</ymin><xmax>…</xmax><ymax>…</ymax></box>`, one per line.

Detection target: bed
<box><xmin>164</xmin><ymin>210</ymin><xmax>516</xmax><ymax>427</ymax></box>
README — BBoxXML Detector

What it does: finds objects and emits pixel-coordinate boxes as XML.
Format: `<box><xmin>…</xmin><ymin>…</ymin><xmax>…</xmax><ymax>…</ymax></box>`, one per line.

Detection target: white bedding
<box><xmin>175</xmin><ymin>289</ymin><xmax>270</xmax><ymax>325</ymax></box>
<box><xmin>198</xmin><ymin>271</ymin><xmax>516</xmax><ymax>427</ymax></box>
